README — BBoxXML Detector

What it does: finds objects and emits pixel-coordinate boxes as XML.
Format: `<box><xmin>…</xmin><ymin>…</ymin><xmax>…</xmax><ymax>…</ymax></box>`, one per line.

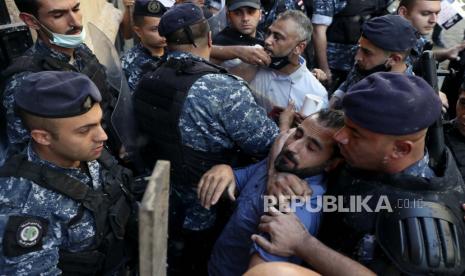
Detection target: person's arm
<box><xmin>3</xmin><ymin>72</ymin><xmax>31</xmax><ymax>146</ymax></box>
<box><xmin>252</xmin><ymin>207</ymin><xmax>376</xmax><ymax>276</ymax></box>
<box><xmin>433</xmin><ymin>41</ymin><xmax>465</xmax><ymax>62</ymax></box>
<box><xmin>249</xmin><ymin>253</ymin><xmax>266</xmax><ymax>267</ymax></box>
<box><xmin>278</xmin><ymin>101</ymin><xmax>296</xmax><ymax>132</ymax></box>
<box><xmin>311</xmin><ymin>68</ymin><xmax>328</xmax><ymax>83</ymax></box>
<box><xmin>197</xmin><ymin>164</ymin><xmax>237</xmax><ymax>209</ymax></box>
<box><xmin>120</xmin><ymin>0</ymin><xmax>135</xmax><ymax>40</ymax></box>
<box><xmin>1</xmin><ymin>226</ymin><xmax>60</xmax><ymax>275</ymax></box>
<box><xmin>197</xmin><ymin>161</ymin><xmax>265</xmax><ymax>208</ymax></box>
<box><xmin>211</xmin><ymin>45</ymin><xmax>271</xmax><ymax>66</ymax></box>
<box><xmin>228</xmin><ymin>62</ymin><xmax>260</xmax><ymax>83</ymax></box>
<box><xmin>218</xmin><ymin>78</ymin><xmax>280</xmax><ymax>156</ymax></box>
<box><xmin>312</xmin><ymin>25</ymin><xmax>331</xmax><ymax>82</ymax></box>
<box><xmin>0</xmin><ymin>180</ymin><xmax>61</xmax><ymax>275</ymax></box>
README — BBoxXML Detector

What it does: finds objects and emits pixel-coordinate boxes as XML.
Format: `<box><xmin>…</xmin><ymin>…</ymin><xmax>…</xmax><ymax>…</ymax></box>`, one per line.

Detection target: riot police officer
<box><xmin>120</xmin><ymin>0</ymin><xmax>167</xmax><ymax>93</ymax></box>
<box><xmin>312</xmin><ymin>0</ymin><xmax>388</xmax><ymax>90</ymax></box>
<box><xmin>134</xmin><ymin>3</ymin><xmax>279</xmax><ymax>274</ymax></box>
<box><xmin>254</xmin><ymin>72</ymin><xmax>465</xmax><ymax>275</ymax></box>
<box><xmin>2</xmin><ymin>0</ymin><xmax>124</xmax><ymax>162</ymax></box>
<box><xmin>330</xmin><ymin>14</ymin><xmax>418</xmax><ymax>108</ymax></box>
<box><xmin>0</xmin><ymin>71</ymin><xmax>136</xmax><ymax>275</ymax></box>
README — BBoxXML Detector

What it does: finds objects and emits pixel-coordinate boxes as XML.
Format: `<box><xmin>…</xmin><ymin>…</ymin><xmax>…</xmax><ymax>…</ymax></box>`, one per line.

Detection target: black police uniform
<box><xmin>213</xmin><ymin>26</ymin><xmax>265</xmax><ymax>46</ymax></box>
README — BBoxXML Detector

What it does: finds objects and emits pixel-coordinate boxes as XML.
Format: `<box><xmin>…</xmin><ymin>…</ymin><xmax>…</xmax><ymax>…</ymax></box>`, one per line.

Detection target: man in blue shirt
<box><xmin>253</xmin><ymin>73</ymin><xmax>465</xmax><ymax>275</ymax></box>
<box><xmin>198</xmin><ymin>109</ymin><xmax>344</xmax><ymax>276</ymax></box>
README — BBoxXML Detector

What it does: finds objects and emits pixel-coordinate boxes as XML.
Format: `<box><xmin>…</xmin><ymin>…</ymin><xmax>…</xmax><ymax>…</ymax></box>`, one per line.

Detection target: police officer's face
<box><xmin>135</xmin><ymin>16</ymin><xmax>167</xmax><ymax>50</ymax></box>
<box><xmin>456</xmin><ymin>91</ymin><xmax>465</xmax><ymax>136</ymax></box>
<box><xmin>264</xmin><ymin>19</ymin><xmax>301</xmax><ymax>57</ymax></box>
<box><xmin>399</xmin><ymin>0</ymin><xmax>440</xmax><ymax>35</ymax></box>
<box><xmin>46</xmin><ymin>104</ymin><xmax>108</xmax><ymax>168</ymax></box>
<box><xmin>333</xmin><ymin>118</ymin><xmax>394</xmax><ymax>172</ymax></box>
<box><xmin>274</xmin><ymin>117</ymin><xmax>337</xmax><ymax>177</ymax></box>
<box><xmin>227</xmin><ymin>7</ymin><xmax>261</xmax><ymax>36</ymax></box>
<box><xmin>355</xmin><ymin>37</ymin><xmax>390</xmax><ymax>71</ymax></box>
<box><xmin>35</xmin><ymin>0</ymin><xmax>83</xmax><ymax>35</ymax></box>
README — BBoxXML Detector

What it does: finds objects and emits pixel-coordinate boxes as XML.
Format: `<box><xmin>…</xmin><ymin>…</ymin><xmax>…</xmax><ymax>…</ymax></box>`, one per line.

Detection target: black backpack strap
<box><xmin>1</xmin><ymin>55</ymin><xmax>77</xmax><ymax>105</ymax></box>
<box><xmin>0</xmin><ymin>154</ymin><xmax>90</xmax><ymax>201</ymax></box>
<box><xmin>1</xmin><ymin>56</ymin><xmax>44</xmax><ymax>81</ymax></box>
<box><xmin>0</xmin><ymin>154</ymin><xmax>106</xmax><ymax>240</ymax></box>
<box><xmin>164</xmin><ymin>58</ymin><xmax>227</xmax><ymax>75</ymax></box>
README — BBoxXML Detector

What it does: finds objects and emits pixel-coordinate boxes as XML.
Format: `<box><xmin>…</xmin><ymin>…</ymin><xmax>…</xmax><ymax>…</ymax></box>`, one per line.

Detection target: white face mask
<box><xmin>34</xmin><ymin>16</ymin><xmax>85</xmax><ymax>48</ymax></box>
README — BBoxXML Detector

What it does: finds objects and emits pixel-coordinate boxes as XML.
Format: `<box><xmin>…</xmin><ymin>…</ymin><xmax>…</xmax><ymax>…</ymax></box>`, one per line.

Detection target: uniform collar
<box><xmin>402</xmin><ymin>151</ymin><xmax>435</xmax><ymax>179</ymax></box>
<box><xmin>35</xmin><ymin>39</ymin><xmax>87</xmax><ymax>63</ymax></box>
<box><xmin>166</xmin><ymin>50</ymin><xmax>208</xmax><ymax>63</ymax></box>
<box><xmin>26</xmin><ymin>142</ymin><xmax>101</xmax><ymax>187</ymax></box>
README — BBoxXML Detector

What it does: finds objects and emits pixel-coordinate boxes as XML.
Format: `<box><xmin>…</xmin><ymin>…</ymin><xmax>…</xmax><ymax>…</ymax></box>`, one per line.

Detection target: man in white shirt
<box><xmin>231</xmin><ymin>10</ymin><xmax>328</xmax><ymax>114</ymax></box>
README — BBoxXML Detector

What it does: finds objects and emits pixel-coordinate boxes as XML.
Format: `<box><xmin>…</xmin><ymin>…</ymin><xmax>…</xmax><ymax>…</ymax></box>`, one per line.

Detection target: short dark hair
<box><xmin>314</xmin><ymin>109</ymin><xmax>344</xmax><ymax>130</ymax></box>
<box><xmin>133</xmin><ymin>15</ymin><xmax>163</xmax><ymax>27</ymax></box>
<box><xmin>14</xmin><ymin>0</ymin><xmax>41</xmax><ymax>17</ymax></box>
<box><xmin>398</xmin><ymin>0</ymin><xmax>416</xmax><ymax>10</ymax></box>
<box><xmin>166</xmin><ymin>20</ymin><xmax>210</xmax><ymax>46</ymax></box>
<box><xmin>313</xmin><ymin>109</ymin><xmax>344</xmax><ymax>158</ymax></box>
<box><xmin>17</xmin><ymin>108</ymin><xmax>60</xmax><ymax>139</ymax></box>
<box><xmin>398</xmin><ymin>0</ymin><xmax>440</xmax><ymax>11</ymax></box>
<box><xmin>133</xmin><ymin>15</ymin><xmax>145</xmax><ymax>27</ymax></box>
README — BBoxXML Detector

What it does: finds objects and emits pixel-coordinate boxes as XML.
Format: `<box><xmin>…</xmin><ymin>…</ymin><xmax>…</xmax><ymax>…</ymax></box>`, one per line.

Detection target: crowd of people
<box><xmin>2</xmin><ymin>0</ymin><xmax>465</xmax><ymax>275</ymax></box>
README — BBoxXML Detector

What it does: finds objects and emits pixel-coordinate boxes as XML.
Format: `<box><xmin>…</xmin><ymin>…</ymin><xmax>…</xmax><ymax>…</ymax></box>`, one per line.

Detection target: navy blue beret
<box><xmin>362</xmin><ymin>15</ymin><xmax>418</xmax><ymax>52</ymax></box>
<box><xmin>158</xmin><ymin>3</ymin><xmax>205</xmax><ymax>37</ymax></box>
<box><xmin>134</xmin><ymin>0</ymin><xmax>167</xmax><ymax>17</ymax></box>
<box><xmin>15</xmin><ymin>71</ymin><xmax>102</xmax><ymax>118</ymax></box>
<box><xmin>342</xmin><ymin>72</ymin><xmax>442</xmax><ymax>135</ymax></box>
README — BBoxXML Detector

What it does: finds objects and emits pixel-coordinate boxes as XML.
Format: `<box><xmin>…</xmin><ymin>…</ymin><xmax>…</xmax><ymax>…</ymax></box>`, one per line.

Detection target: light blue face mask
<box><xmin>47</xmin><ymin>28</ymin><xmax>86</xmax><ymax>49</ymax></box>
<box><xmin>34</xmin><ymin>17</ymin><xmax>85</xmax><ymax>48</ymax></box>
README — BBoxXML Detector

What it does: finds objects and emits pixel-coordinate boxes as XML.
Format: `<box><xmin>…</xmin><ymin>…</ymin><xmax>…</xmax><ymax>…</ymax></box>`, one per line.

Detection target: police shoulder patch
<box><xmin>147</xmin><ymin>1</ymin><xmax>161</xmax><ymax>13</ymax></box>
<box><xmin>3</xmin><ymin>216</ymin><xmax>49</xmax><ymax>257</ymax></box>
<box><xmin>17</xmin><ymin>219</ymin><xmax>44</xmax><ymax>248</ymax></box>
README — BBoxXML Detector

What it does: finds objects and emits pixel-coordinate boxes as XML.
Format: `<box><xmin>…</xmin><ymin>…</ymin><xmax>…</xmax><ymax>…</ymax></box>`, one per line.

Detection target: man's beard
<box><xmin>265</xmin><ymin>47</ymin><xmax>292</xmax><ymax>70</ymax></box>
<box><xmin>355</xmin><ymin>62</ymin><xmax>391</xmax><ymax>77</ymax></box>
<box><xmin>274</xmin><ymin>150</ymin><xmax>327</xmax><ymax>178</ymax></box>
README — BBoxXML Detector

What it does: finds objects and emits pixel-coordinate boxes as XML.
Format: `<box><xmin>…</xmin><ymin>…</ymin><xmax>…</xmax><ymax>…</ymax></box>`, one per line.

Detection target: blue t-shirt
<box><xmin>208</xmin><ymin>159</ymin><xmax>326</xmax><ymax>276</ymax></box>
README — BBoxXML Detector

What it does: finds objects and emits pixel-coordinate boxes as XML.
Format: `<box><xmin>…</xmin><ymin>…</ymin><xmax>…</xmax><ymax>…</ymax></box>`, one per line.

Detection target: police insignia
<box><xmin>147</xmin><ymin>1</ymin><xmax>161</xmax><ymax>13</ymax></box>
<box><xmin>17</xmin><ymin>219</ymin><xmax>44</xmax><ymax>248</ymax></box>
<box><xmin>83</xmin><ymin>96</ymin><xmax>92</xmax><ymax>110</ymax></box>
